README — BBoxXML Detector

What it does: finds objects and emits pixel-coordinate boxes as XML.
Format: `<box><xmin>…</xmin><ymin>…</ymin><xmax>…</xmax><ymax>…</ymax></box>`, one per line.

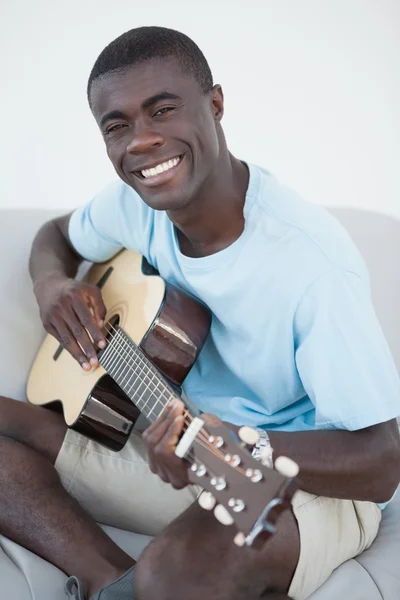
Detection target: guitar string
<box><xmin>101</xmin><ymin>323</ymin><xmax>205</xmax><ymax>438</ymax></box>
<box><xmin>100</xmin><ymin>321</ymin><xmax>252</xmax><ymax>479</ymax></box>
<box><xmin>101</xmin><ymin>321</ymin><xmax>252</xmax><ymax>477</ymax></box>
<box><xmin>102</xmin><ymin>323</ymin><xmax>239</xmax><ymax>468</ymax></box>
<box><xmin>98</xmin><ymin>325</ymin><xmax>229</xmax><ymax>479</ymax></box>
<box><xmin>101</xmin><ymin>323</ymin><xmax>178</xmax><ymax>419</ymax></box>
<box><xmin>100</xmin><ymin>321</ymin><xmax>218</xmax><ymax>457</ymax></box>
<box><xmin>101</xmin><ymin>320</ymin><xmax>211</xmax><ymax>442</ymax></box>
<box><xmin>99</xmin><ymin>321</ymin><xmax>239</xmax><ymax>472</ymax></box>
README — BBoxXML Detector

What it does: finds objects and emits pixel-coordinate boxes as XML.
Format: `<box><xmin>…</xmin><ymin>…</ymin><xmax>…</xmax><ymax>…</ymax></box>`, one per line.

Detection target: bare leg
<box><xmin>0</xmin><ymin>396</ymin><xmax>134</xmax><ymax>597</ymax></box>
<box><xmin>135</xmin><ymin>500</ymin><xmax>300</xmax><ymax>600</ymax></box>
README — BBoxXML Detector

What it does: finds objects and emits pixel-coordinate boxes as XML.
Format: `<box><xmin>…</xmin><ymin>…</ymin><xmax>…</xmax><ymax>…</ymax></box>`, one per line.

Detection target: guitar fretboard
<box><xmin>98</xmin><ymin>326</ymin><xmax>179</xmax><ymax>422</ymax></box>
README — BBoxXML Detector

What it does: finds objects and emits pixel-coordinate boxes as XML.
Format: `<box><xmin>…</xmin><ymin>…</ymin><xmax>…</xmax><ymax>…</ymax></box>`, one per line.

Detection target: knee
<box><xmin>0</xmin><ymin>396</ymin><xmax>66</xmax><ymax>462</ymax></box>
<box><xmin>0</xmin><ymin>435</ymin><xmax>59</xmax><ymax>489</ymax></box>
<box><xmin>0</xmin><ymin>397</ymin><xmax>32</xmax><ymax>446</ymax></box>
<box><xmin>0</xmin><ymin>396</ymin><xmax>26</xmax><ymax>439</ymax></box>
<box><xmin>0</xmin><ymin>395</ymin><xmax>17</xmax><ymax>413</ymax></box>
<box><xmin>135</xmin><ymin>535</ymin><xmax>185</xmax><ymax>600</ymax></box>
<box><xmin>0</xmin><ymin>436</ymin><xmax>24</xmax><ymax>482</ymax></box>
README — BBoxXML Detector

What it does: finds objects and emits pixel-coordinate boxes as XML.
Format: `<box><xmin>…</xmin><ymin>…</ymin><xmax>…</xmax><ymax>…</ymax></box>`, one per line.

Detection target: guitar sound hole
<box><xmin>53</xmin><ymin>267</ymin><xmax>115</xmax><ymax>362</ymax></box>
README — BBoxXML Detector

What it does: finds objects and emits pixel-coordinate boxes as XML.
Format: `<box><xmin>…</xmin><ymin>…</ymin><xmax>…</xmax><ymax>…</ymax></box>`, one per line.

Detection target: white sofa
<box><xmin>0</xmin><ymin>208</ymin><xmax>399</xmax><ymax>599</ymax></box>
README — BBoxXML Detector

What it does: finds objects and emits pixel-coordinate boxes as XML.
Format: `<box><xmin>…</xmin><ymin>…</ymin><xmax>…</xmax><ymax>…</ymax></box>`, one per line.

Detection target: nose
<box><xmin>126</xmin><ymin>123</ymin><xmax>165</xmax><ymax>154</ymax></box>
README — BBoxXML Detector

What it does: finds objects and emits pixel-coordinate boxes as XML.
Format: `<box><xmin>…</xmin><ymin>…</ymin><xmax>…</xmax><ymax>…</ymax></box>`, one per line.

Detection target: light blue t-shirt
<box><xmin>69</xmin><ymin>163</ymin><xmax>400</xmax><ymax>436</ymax></box>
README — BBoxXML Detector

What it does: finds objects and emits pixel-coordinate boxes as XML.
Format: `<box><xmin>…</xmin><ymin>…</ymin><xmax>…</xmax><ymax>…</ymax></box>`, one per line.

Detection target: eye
<box><xmin>104</xmin><ymin>123</ymin><xmax>127</xmax><ymax>135</ymax></box>
<box><xmin>153</xmin><ymin>106</ymin><xmax>175</xmax><ymax>117</ymax></box>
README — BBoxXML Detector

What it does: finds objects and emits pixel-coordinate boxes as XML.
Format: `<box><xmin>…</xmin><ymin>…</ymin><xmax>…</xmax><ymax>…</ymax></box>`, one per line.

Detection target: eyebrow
<box><xmin>100</xmin><ymin>110</ymin><xmax>126</xmax><ymax>127</ymax></box>
<box><xmin>100</xmin><ymin>91</ymin><xmax>182</xmax><ymax>128</ymax></box>
<box><xmin>141</xmin><ymin>91</ymin><xmax>181</xmax><ymax>111</ymax></box>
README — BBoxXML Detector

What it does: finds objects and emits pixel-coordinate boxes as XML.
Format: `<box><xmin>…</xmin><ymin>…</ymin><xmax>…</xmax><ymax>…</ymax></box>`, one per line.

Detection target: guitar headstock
<box><xmin>184</xmin><ymin>414</ymin><xmax>298</xmax><ymax>549</ymax></box>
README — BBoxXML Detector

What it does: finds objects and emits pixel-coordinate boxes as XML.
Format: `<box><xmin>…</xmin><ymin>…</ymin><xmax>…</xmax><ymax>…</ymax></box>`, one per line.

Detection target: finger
<box><xmin>161</xmin><ymin>415</ymin><xmax>190</xmax><ymax>488</ymax></box>
<box><xmin>155</xmin><ymin>398</ymin><xmax>185</xmax><ymax>425</ymax></box>
<box><xmin>143</xmin><ymin>401</ymin><xmax>173</xmax><ymax>434</ymax></box>
<box><xmin>164</xmin><ymin>414</ymin><xmax>186</xmax><ymax>451</ymax></box>
<box><xmin>142</xmin><ymin>401</ymin><xmax>177</xmax><ymax>443</ymax></box>
<box><xmin>147</xmin><ymin>452</ymin><xmax>169</xmax><ymax>483</ymax></box>
<box><xmin>169</xmin><ymin>473</ymin><xmax>190</xmax><ymax>490</ymax></box>
<box><xmin>61</xmin><ymin>306</ymin><xmax>99</xmax><ymax>367</ymax></box>
<box><xmin>151</xmin><ymin>415</ymin><xmax>188</xmax><ymax>489</ymax></box>
<box><xmin>153</xmin><ymin>415</ymin><xmax>186</xmax><ymax>468</ymax></box>
<box><xmin>85</xmin><ymin>286</ymin><xmax>107</xmax><ymax>327</ymax></box>
<box><xmin>73</xmin><ymin>296</ymin><xmax>106</xmax><ymax>349</ymax></box>
<box><xmin>52</xmin><ymin>321</ymin><xmax>92</xmax><ymax>371</ymax></box>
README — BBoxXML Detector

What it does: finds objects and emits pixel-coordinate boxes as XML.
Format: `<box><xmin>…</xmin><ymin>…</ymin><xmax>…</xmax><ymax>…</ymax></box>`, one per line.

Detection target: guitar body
<box><xmin>27</xmin><ymin>250</ymin><xmax>212</xmax><ymax>450</ymax></box>
<box><xmin>27</xmin><ymin>250</ymin><xmax>299</xmax><ymax>547</ymax></box>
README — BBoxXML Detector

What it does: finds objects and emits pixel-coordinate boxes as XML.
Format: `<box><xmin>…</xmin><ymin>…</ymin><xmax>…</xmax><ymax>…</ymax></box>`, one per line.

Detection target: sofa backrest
<box><xmin>329</xmin><ymin>207</ymin><xmax>400</xmax><ymax>373</ymax></box>
<box><xmin>0</xmin><ymin>210</ymin><xmax>64</xmax><ymax>400</ymax></box>
<box><xmin>0</xmin><ymin>207</ymin><xmax>399</xmax><ymax>402</ymax></box>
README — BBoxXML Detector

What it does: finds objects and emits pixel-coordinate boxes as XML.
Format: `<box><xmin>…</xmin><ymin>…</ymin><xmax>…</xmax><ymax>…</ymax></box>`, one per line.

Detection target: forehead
<box><xmin>90</xmin><ymin>57</ymin><xmax>201</xmax><ymax>121</ymax></box>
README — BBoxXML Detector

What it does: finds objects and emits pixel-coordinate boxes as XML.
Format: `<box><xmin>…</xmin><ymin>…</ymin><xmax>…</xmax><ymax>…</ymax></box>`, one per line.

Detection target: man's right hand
<box><xmin>34</xmin><ymin>275</ymin><xmax>107</xmax><ymax>370</ymax></box>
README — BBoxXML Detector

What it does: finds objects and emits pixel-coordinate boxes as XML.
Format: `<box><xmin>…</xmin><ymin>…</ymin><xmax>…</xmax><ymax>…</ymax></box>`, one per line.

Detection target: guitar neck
<box><xmin>98</xmin><ymin>325</ymin><xmax>181</xmax><ymax>423</ymax></box>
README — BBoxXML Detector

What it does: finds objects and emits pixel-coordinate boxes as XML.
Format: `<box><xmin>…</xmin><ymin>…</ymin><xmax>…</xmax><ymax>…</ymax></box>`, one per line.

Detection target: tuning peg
<box><xmin>274</xmin><ymin>456</ymin><xmax>299</xmax><ymax>479</ymax></box>
<box><xmin>233</xmin><ymin>532</ymin><xmax>247</xmax><ymax>547</ymax></box>
<box><xmin>214</xmin><ymin>504</ymin><xmax>234</xmax><ymax>526</ymax></box>
<box><xmin>238</xmin><ymin>426</ymin><xmax>260</xmax><ymax>446</ymax></box>
<box><xmin>198</xmin><ymin>491</ymin><xmax>216</xmax><ymax>511</ymax></box>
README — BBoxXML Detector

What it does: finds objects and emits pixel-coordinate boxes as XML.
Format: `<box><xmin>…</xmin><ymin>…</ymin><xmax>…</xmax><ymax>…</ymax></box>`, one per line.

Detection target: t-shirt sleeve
<box><xmin>294</xmin><ymin>268</ymin><xmax>400</xmax><ymax>430</ymax></box>
<box><xmin>68</xmin><ymin>180</ymin><xmax>153</xmax><ymax>263</ymax></box>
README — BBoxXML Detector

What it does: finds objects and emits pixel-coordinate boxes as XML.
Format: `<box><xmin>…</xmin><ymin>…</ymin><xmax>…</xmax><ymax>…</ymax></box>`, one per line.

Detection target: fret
<box><xmin>108</xmin><ymin>332</ymin><xmax>130</xmax><ymax>381</ymax></box>
<box><xmin>135</xmin><ymin>385</ymin><xmax>154</xmax><ymax>413</ymax></box>
<box><xmin>99</xmin><ymin>325</ymin><xmax>178</xmax><ymax>423</ymax></box>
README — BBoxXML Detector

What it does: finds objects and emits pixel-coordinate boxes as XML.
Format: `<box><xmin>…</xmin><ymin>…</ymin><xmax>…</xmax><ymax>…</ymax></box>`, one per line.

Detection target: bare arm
<box><xmin>142</xmin><ymin>399</ymin><xmax>400</xmax><ymax>503</ymax></box>
<box><xmin>267</xmin><ymin>419</ymin><xmax>400</xmax><ymax>503</ymax></box>
<box><xmin>29</xmin><ymin>213</ymin><xmax>107</xmax><ymax>369</ymax></box>
<box><xmin>29</xmin><ymin>213</ymin><xmax>82</xmax><ymax>285</ymax></box>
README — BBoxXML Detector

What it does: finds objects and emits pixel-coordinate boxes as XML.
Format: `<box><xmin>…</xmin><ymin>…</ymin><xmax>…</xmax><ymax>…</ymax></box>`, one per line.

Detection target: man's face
<box><xmin>90</xmin><ymin>57</ymin><xmax>224</xmax><ymax>211</ymax></box>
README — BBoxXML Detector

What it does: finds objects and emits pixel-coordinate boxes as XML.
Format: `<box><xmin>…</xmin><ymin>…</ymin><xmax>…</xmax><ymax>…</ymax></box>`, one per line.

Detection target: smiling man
<box><xmin>0</xmin><ymin>25</ymin><xmax>400</xmax><ymax>600</ymax></box>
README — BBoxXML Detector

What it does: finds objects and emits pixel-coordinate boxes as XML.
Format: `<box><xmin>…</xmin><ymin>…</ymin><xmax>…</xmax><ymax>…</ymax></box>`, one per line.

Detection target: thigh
<box><xmin>0</xmin><ymin>395</ymin><xmax>67</xmax><ymax>463</ymax></box>
<box><xmin>135</xmin><ymin>499</ymin><xmax>300</xmax><ymax>600</ymax></box>
<box><xmin>55</xmin><ymin>427</ymin><xmax>201</xmax><ymax>536</ymax></box>
<box><xmin>288</xmin><ymin>491</ymin><xmax>382</xmax><ymax>600</ymax></box>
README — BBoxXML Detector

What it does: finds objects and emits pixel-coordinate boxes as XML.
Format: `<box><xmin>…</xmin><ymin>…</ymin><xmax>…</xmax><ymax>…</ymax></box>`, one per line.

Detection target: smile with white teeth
<box><xmin>140</xmin><ymin>156</ymin><xmax>182</xmax><ymax>179</ymax></box>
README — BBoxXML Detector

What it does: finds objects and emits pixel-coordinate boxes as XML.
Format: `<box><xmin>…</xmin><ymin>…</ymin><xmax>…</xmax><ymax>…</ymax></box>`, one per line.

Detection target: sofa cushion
<box><xmin>356</xmin><ymin>491</ymin><xmax>400</xmax><ymax>598</ymax></box>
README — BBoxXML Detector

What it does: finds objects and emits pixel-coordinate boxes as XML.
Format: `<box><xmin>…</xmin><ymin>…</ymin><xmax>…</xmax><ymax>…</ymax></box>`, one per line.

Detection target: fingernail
<box><xmin>99</xmin><ymin>320</ymin><xmax>104</xmax><ymax>328</ymax></box>
<box><xmin>98</xmin><ymin>340</ymin><xmax>106</xmax><ymax>349</ymax></box>
<box><xmin>90</xmin><ymin>357</ymin><xmax>98</xmax><ymax>366</ymax></box>
<box><xmin>168</xmin><ymin>399</ymin><xmax>178</xmax><ymax>408</ymax></box>
<box><xmin>82</xmin><ymin>362</ymin><xmax>90</xmax><ymax>371</ymax></box>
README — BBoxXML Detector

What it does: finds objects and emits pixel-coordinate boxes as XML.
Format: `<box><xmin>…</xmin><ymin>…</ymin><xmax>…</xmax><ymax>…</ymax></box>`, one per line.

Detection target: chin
<box><xmin>139</xmin><ymin>190</ymin><xmax>193</xmax><ymax>213</ymax></box>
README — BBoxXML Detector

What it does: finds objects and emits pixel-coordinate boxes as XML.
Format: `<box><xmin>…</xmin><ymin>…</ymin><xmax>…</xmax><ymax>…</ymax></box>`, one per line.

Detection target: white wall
<box><xmin>1</xmin><ymin>0</ymin><xmax>399</xmax><ymax>217</ymax></box>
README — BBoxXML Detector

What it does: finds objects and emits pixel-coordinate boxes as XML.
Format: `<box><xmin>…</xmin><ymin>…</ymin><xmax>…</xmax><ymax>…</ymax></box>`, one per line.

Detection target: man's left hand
<box><xmin>142</xmin><ymin>399</ymin><xmax>190</xmax><ymax>489</ymax></box>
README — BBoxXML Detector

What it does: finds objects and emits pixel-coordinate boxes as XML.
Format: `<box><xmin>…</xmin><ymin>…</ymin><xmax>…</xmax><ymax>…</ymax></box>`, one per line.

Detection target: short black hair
<box><xmin>87</xmin><ymin>26</ymin><xmax>214</xmax><ymax>103</ymax></box>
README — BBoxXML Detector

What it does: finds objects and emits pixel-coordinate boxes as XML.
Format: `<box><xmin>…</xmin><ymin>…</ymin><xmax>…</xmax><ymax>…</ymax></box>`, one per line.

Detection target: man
<box><xmin>0</xmin><ymin>25</ymin><xmax>399</xmax><ymax>600</ymax></box>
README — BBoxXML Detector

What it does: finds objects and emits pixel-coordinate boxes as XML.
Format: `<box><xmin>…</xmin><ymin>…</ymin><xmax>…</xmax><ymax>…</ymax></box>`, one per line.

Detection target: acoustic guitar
<box><xmin>27</xmin><ymin>249</ymin><xmax>298</xmax><ymax>548</ymax></box>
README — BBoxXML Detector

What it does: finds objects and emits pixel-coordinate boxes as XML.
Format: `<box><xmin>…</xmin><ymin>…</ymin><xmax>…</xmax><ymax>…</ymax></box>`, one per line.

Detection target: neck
<box><xmin>167</xmin><ymin>152</ymin><xmax>249</xmax><ymax>258</ymax></box>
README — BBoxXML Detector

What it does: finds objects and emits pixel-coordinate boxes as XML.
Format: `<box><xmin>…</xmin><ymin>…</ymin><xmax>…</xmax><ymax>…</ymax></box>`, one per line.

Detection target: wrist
<box><xmin>33</xmin><ymin>272</ymin><xmax>66</xmax><ymax>294</ymax></box>
<box><xmin>251</xmin><ymin>428</ymin><xmax>274</xmax><ymax>468</ymax></box>
<box><xmin>224</xmin><ymin>422</ymin><xmax>274</xmax><ymax>467</ymax></box>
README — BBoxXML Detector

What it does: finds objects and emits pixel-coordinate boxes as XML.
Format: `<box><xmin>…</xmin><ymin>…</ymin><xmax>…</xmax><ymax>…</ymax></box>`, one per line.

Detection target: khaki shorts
<box><xmin>55</xmin><ymin>429</ymin><xmax>381</xmax><ymax>600</ymax></box>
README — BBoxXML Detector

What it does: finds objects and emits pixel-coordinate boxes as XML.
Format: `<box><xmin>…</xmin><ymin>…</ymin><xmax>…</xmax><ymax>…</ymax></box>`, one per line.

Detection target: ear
<box><xmin>210</xmin><ymin>84</ymin><xmax>224</xmax><ymax>121</ymax></box>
